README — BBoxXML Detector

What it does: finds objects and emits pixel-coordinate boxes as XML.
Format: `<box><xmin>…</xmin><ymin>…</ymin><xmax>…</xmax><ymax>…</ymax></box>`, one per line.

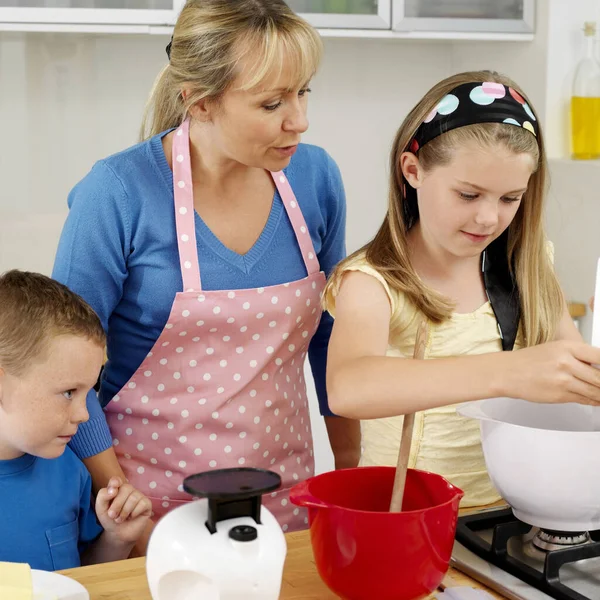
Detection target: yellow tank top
<box><xmin>324</xmin><ymin>254</ymin><xmax>519</xmax><ymax>507</ymax></box>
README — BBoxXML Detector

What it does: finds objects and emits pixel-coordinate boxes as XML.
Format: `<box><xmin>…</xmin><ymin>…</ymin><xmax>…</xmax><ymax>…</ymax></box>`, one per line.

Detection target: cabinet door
<box><xmin>287</xmin><ymin>0</ymin><xmax>391</xmax><ymax>29</ymax></box>
<box><xmin>392</xmin><ymin>0</ymin><xmax>534</xmax><ymax>33</ymax></box>
<box><xmin>0</xmin><ymin>1</ymin><xmax>177</xmax><ymax>25</ymax></box>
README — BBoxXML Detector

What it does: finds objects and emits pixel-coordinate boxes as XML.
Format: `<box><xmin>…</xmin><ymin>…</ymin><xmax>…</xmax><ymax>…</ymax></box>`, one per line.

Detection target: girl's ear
<box><xmin>400</xmin><ymin>152</ymin><xmax>425</xmax><ymax>190</ymax></box>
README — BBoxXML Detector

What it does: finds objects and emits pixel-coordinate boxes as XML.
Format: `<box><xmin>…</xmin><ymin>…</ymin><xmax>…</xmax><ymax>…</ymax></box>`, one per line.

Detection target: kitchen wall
<box><xmin>1</xmin><ymin>0</ymin><xmax>600</xmax><ymax>473</ymax></box>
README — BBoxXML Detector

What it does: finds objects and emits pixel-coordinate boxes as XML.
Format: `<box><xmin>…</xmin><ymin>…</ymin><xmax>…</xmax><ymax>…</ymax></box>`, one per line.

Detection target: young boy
<box><xmin>0</xmin><ymin>270</ymin><xmax>152</xmax><ymax>571</ymax></box>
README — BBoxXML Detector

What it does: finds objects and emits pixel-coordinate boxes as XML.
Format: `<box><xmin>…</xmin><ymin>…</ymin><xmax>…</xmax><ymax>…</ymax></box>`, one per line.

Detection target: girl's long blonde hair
<box><xmin>140</xmin><ymin>0</ymin><xmax>322</xmax><ymax>140</ymax></box>
<box><xmin>326</xmin><ymin>71</ymin><xmax>563</xmax><ymax>347</ymax></box>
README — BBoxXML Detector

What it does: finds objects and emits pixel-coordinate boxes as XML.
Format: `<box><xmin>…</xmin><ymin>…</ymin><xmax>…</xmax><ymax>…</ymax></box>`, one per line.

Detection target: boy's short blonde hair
<box><xmin>0</xmin><ymin>270</ymin><xmax>106</xmax><ymax>376</ymax></box>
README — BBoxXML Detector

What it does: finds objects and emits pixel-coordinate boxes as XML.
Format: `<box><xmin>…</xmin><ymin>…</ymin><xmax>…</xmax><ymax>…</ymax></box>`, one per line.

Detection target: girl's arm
<box><xmin>326</xmin><ymin>271</ymin><xmax>600</xmax><ymax>419</ymax></box>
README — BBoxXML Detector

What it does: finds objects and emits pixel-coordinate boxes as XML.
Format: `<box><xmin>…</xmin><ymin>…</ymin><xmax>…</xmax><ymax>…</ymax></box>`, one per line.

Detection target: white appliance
<box><xmin>145</xmin><ymin>468</ymin><xmax>287</xmax><ymax>600</ymax></box>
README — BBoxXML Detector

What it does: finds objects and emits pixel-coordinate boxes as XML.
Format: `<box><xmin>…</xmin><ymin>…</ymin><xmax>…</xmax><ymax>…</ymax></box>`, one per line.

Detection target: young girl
<box><xmin>324</xmin><ymin>71</ymin><xmax>600</xmax><ymax>507</ymax></box>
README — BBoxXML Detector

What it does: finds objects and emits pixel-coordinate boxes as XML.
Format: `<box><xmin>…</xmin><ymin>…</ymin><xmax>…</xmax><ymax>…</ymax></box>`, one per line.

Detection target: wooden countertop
<box><xmin>59</xmin><ymin>528</ymin><xmax>504</xmax><ymax>599</ymax></box>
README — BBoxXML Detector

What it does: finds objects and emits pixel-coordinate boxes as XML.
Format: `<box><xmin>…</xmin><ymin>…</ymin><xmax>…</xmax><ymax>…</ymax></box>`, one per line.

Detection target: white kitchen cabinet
<box><xmin>0</xmin><ymin>0</ymin><xmax>179</xmax><ymax>25</ymax></box>
<box><xmin>287</xmin><ymin>0</ymin><xmax>391</xmax><ymax>30</ymax></box>
<box><xmin>392</xmin><ymin>0</ymin><xmax>534</xmax><ymax>34</ymax></box>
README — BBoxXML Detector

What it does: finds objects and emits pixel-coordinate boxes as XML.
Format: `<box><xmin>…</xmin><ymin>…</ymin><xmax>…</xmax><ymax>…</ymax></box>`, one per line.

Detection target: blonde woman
<box><xmin>52</xmin><ymin>0</ymin><xmax>360</xmax><ymax>545</ymax></box>
<box><xmin>324</xmin><ymin>71</ymin><xmax>600</xmax><ymax>507</ymax></box>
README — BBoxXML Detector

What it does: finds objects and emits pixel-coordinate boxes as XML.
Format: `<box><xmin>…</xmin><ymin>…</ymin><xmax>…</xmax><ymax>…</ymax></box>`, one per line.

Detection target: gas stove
<box><xmin>451</xmin><ymin>507</ymin><xmax>600</xmax><ymax>600</ymax></box>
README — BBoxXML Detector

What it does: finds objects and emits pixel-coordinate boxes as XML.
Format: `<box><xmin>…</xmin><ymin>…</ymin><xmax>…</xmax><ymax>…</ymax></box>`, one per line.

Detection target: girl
<box><xmin>324</xmin><ymin>71</ymin><xmax>600</xmax><ymax>507</ymax></box>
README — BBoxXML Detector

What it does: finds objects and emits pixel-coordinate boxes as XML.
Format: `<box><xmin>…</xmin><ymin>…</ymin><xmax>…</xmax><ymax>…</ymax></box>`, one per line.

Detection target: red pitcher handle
<box><xmin>289</xmin><ymin>479</ymin><xmax>328</xmax><ymax>509</ymax></box>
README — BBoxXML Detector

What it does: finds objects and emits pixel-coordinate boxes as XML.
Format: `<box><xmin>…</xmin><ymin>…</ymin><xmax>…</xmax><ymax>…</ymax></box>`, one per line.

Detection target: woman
<box><xmin>52</xmin><ymin>0</ymin><xmax>360</xmax><ymax>546</ymax></box>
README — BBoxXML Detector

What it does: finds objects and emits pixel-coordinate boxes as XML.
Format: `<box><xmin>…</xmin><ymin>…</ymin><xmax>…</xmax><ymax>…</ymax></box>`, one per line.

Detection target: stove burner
<box><xmin>533</xmin><ymin>529</ymin><xmax>592</xmax><ymax>552</ymax></box>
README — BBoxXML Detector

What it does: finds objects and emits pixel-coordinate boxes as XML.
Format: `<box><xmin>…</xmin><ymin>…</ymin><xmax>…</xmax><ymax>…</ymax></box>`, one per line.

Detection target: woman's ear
<box><xmin>183</xmin><ymin>88</ymin><xmax>214</xmax><ymax>123</ymax></box>
<box><xmin>400</xmin><ymin>152</ymin><xmax>425</xmax><ymax>191</ymax></box>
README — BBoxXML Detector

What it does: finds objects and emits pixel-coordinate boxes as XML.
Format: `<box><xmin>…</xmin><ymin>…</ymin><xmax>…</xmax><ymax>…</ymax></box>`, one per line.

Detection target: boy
<box><xmin>0</xmin><ymin>270</ymin><xmax>152</xmax><ymax>571</ymax></box>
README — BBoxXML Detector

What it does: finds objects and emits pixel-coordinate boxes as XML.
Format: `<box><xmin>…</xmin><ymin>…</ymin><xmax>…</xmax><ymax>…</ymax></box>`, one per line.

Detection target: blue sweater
<box><xmin>0</xmin><ymin>449</ymin><xmax>102</xmax><ymax>571</ymax></box>
<box><xmin>52</xmin><ymin>132</ymin><xmax>347</xmax><ymax>459</ymax></box>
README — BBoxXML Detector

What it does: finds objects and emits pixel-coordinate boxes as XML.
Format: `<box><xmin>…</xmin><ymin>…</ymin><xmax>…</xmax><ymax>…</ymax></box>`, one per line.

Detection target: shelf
<box><xmin>0</xmin><ymin>21</ymin><xmax>534</xmax><ymax>41</ymax></box>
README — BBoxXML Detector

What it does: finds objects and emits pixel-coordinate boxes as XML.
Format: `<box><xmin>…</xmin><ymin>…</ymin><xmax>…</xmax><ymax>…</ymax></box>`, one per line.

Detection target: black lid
<box><xmin>182</xmin><ymin>468</ymin><xmax>282</xmax><ymax>534</ymax></box>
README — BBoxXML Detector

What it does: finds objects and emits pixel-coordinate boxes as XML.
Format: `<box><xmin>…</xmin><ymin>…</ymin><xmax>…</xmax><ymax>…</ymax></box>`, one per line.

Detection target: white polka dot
<box><xmin>177</xmin><ymin>129</ymin><xmax>183</xmax><ymax>136</ymax></box>
<box><xmin>253</xmin><ymin>442</ymin><xmax>260</xmax><ymax>450</ymax></box>
<box><xmin>302</xmin><ymin>331</ymin><xmax>309</xmax><ymax>338</ymax></box>
<box><xmin>159</xmin><ymin>359</ymin><xmax>168</xmax><ymax>366</ymax></box>
<box><xmin>141</xmin><ymin>395</ymin><xmax>149</xmax><ymax>404</ymax></box>
<box><xmin>239</xmin><ymin>326</ymin><xmax>247</xmax><ymax>334</ymax></box>
<box><xmin>128</xmin><ymin>382</ymin><xmax>136</xmax><ymax>389</ymax></box>
<box><xmin>269</xmin><ymin>321</ymin><xmax>277</xmax><ymax>328</ymax></box>
<box><xmin>238</xmin><ymin>458</ymin><xmax>245</xmax><ymax>465</ymax></box>
<box><xmin>239</xmin><ymin>432</ymin><xmax>247</xmax><ymax>439</ymax></box>
<box><xmin>265</xmin><ymin>400</ymin><xmax>272</xmax><ymax>408</ymax></box>
<box><xmin>220</xmin><ymin>360</ymin><xmax>228</xmax><ymax>367</ymax></box>
<box><xmin>206</xmin><ymin>348</ymin><xmax>214</xmax><ymax>355</ymax></box>
<box><xmin>195</xmin><ymin>422</ymin><xmax>203</xmax><ymax>429</ymax></box>
<box><xmin>165</xmin><ymin>470</ymin><xmax>173</xmax><ymax>477</ymax></box>
<box><xmin>182</xmin><ymin>309</ymin><xmax>190</xmax><ymax>318</ymax></box>
<box><xmin>162</xmin><ymin>341</ymin><xmax>170</xmax><ymax>347</ymax></box>
<box><xmin>142</xmin><ymin>418</ymin><xmax>149</xmax><ymax>425</ymax></box>
<box><xmin>280</xmin><ymin>465</ymin><xmax>286</xmax><ymax>473</ymax></box>
<box><xmin>308</xmin><ymin>252</ymin><xmax>314</xmax><ymax>259</ymax></box>
<box><xmin>236</xmin><ymin>347</ymin><xmax>244</xmax><ymax>354</ymax></box>
<box><xmin>178</xmin><ymin>180</ymin><xmax>185</xmax><ymax>188</ymax></box>
<box><xmin>271</xmin><ymin>296</ymin><xmax>279</xmax><ymax>305</ymax></box>
<box><xmin>209</xmin><ymin>433</ymin><xmax>217</xmax><ymax>441</ymax></box>
<box><xmin>282</xmin><ymin>333</ymin><xmax>289</xmax><ymax>341</ymax></box>
<box><xmin>181</xmin><ymin>409</ymin><xmax>190</xmax><ymax>418</ymax></box>
<box><xmin>150</xmin><ymin>458</ymin><xmax>157</xmax><ymax>465</ymax></box>
<box><xmin>164</xmin><ymin>448</ymin><xmax>172</xmax><ymax>455</ymax></box>
<box><xmin>168</xmin><ymin>422</ymin><xmax>174</xmax><ymax>430</ymax></box>
<box><xmin>179</xmin><ymin>206</ymin><xmax>187</xmax><ymax>215</ymax></box>
<box><xmin>203</xmin><ymin>373</ymin><xmax>211</xmax><ymax>381</ymax></box>
<box><xmin>262</xmin><ymin>373</ymin><xmax>269</xmax><ymax>381</ymax></box>
<box><xmin>187</xmin><ymin>386</ymin><xmax>195</xmax><ymax>393</ymax></box>
<box><xmin>184</xmin><ymin>261</ymin><xmax>191</xmax><ymax>269</ymax></box>
<box><xmin>224</xmin><ymin>445</ymin><xmax>232</xmax><ymax>453</ymax></box>
<box><xmin>266</xmin><ymin>346</ymin><xmax>274</xmax><ymax>354</ymax></box>
<box><xmin>263</xmin><ymin>450</ymin><xmax>269</xmax><ymax>458</ymax></box>
<box><xmin>213</xmin><ymin>306</ymin><xmax>221</xmax><ymax>314</ymax></box>
<box><xmin>252</xmin><ymin>334</ymin><xmax>261</xmax><ymax>342</ymax></box>
<box><xmin>279</xmin><ymin>175</ymin><xmax>286</xmax><ymax>183</ymax></box>
<box><xmin>152</xmin><ymin>409</ymin><xmax>160</xmax><ymax>417</ymax></box>
<box><xmin>179</xmin><ymin>436</ymin><xmax>187</xmax><ymax>443</ymax></box>
<box><xmin>217</xmin><ymin>387</ymin><xmax>225</xmax><ymax>394</ymax></box>
<box><xmin>157</xmin><ymin>384</ymin><xmax>165</xmax><ymax>391</ymax></box>
<box><xmin>124</xmin><ymin>453</ymin><xmax>131</xmax><ymax>460</ymax></box>
<box><xmin>239</xmin><ymin>406</ymin><xmax>246</xmax><ymax>414</ymax></box>
<box><xmin>125</xmin><ymin>408</ymin><xmax>133</xmax><ymax>415</ymax></box>
<box><xmin>256</xmin><ymin>312</ymin><xmax>264</xmax><ymax>319</ymax></box>
<box><xmin>276</xmin><ymin>358</ymin><xmax>283</xmax><ymax>366</ymax></box>
<box><xmin>210</xmin><ymin>327</ymin><xmax>217</xmax><ymax>333</ymax></box>
<box><xmin>254</xmin><ymin>416</ymin><xmax>261</xmax><ymax>424</ymax></box>
<box><xmin>137</xmin><ymin>443</ymin><xmax>144</xmax><ymax>451</ymax></box>
<box><xmin>288</xmin><ymin>344</ymin><xmax>296</xmax><ymax>352</ymax></box>
<box><xmin>223</xmin><ymin>336</ymin><xmax>230</xmax><ymax>342</ymax></box>
<box><xmin>300</xmin><ymin>226</ymin><xmax>307</xmax><ymax>234</ymax></box>
<box><xmin>165</xmin><ymin>323</ymin><xmax>174</xmax><ymax>330</ymax></box>
<box><xmin>233</xmin><ymin>373</ymin><xmax>241</xmax><ymax>381</ymax></box>
<box><xmin>189</xmin><ymin>360</ymin><xmax>197</xmax><ymax>367</ymax></box>
<box><xmin>295</xmin><ymin>289</ymin><xmax>302</xmax><ymax>297</ymax></box>
<box><xmin>176</xmin><ymin>347</ymin><xmax>184</xmax><ymax>353</ymax></box>
<box><xmin>197</xmin><ymin>295</ymin><xmax>205</xmax><ymax>303</ymax></box>
<box><xmin>126</xmin><ymin>428</ymin><xmax>133</xmax><ymax>435</ymax></box>
<box><xmin>306</xmin><ymin>299</ymin><xmax>311</xmax><ymax>307</ymax></box>
<box><xmin>285</xmin><ymin>307</ymin><xmax>292</xmax><ymax>315</ymax></box>
<box><xmin>179</xmin><ymin>331</ymin><xmax>187</xmax><ymax>337</ymax></box>
<box><xmin>210</xmin><ymin>411</ymin><xmax>219</xmax><ymax>420</ymax></box>
<box><xmin>152</xmin><ymin>433</ymin><xmax>159</xmax><ymax>440</ymax></box>
<box><xmin>257</xmin><ymin>287</ymin><xmax>265</xmax><ymax>294</ymax></box>
<box><xmin>227</xmin><ymin>291</ymin><xmax>236</xmax><ymax>299</ymax></box>
<box><xmin>249</xmin><ymin>390</ymin><xmax>257</xmax><ymax>397</ymax></box>
<box><xmin>173</xmin><ymin>372</ymin><xmax>181</xmax><ymax>380</ymax></box>
<box><xmin>149</xmin><ymin>481</ymin><xmax>157</xmax><ymax>490</ymax></box>
<box><xmin>179</xmin><ymin>461</ymin><xmax>187</xmax><ymax>468</ymax></box>
<box><xmin>180</xmin><ymin>234</ymin><xmax>189</xmax><ymax>243</ymax></box>
<box><xmin>210</xmin><ymin>461</ymin><xmax>218</xmax><ymax>468</ymax></box>
<box><xmin>275</xmin><ymin>434</ymin><xmax>280</xmax><ymax>441</ymax></box>
<box><xmin>137</xmin><ymin>466</ymin><xmax>145</xmax><ymax>474</ymax></box>
<box><xmin>194</xmin><ymin>448</ymin><xmax>202</xmax><ymax>456</ymax></box>
<box><xmin>290</xmin><ymin>201</ymin><xmax>297</xmax><ymax>208</ymax></box>
<box><xmin>198</xmin><ymin>398</ymin><xmax>206</xmax><ymax>405</ymax></box>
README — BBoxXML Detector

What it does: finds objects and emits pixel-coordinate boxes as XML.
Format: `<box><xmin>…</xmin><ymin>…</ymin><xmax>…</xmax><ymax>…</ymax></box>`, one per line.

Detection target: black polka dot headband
<box><xmin>409</xmin><ymin>81</ymin><xmax>539</xmax><ymax>153</ymax></box>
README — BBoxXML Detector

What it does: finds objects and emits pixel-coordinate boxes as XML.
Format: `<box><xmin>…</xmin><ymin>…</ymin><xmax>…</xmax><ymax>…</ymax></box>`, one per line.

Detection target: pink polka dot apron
<box><xmin>104</xmin><ymin>118</ymin><xmax>324</xmax><ymax>532</ymax></box>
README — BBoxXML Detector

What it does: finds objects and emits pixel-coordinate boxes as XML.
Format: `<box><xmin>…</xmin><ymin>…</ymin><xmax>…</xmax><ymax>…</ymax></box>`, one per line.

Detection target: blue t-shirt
<box><xmin>53</xmin><ymin>134</ymin><xmax>347</xmax><ymax>459</ymax></box>
<box><xmin>0</xmin><ymin>448</ymin><xmax>103</xmax><ymax>571</ymax></box>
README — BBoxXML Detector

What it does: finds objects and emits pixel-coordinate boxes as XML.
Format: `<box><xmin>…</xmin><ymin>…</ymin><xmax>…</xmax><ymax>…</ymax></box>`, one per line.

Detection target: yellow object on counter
<box><xmin>0</xmin><ymin>561</ymin><xmax>33</xmax><ymax>600</ymax></box>
<box><xmin>323</xmin><ymin>253</ymin><xmax>517</xmax><ymax>508</ymax></box>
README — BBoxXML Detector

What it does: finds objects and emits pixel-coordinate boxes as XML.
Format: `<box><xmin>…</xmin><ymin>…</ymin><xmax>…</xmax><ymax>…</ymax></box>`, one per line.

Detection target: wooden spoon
<box><xmin>389</xmin><ymin>319</ymin><xmax>430</xmax><ymax>512</ymax></box>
